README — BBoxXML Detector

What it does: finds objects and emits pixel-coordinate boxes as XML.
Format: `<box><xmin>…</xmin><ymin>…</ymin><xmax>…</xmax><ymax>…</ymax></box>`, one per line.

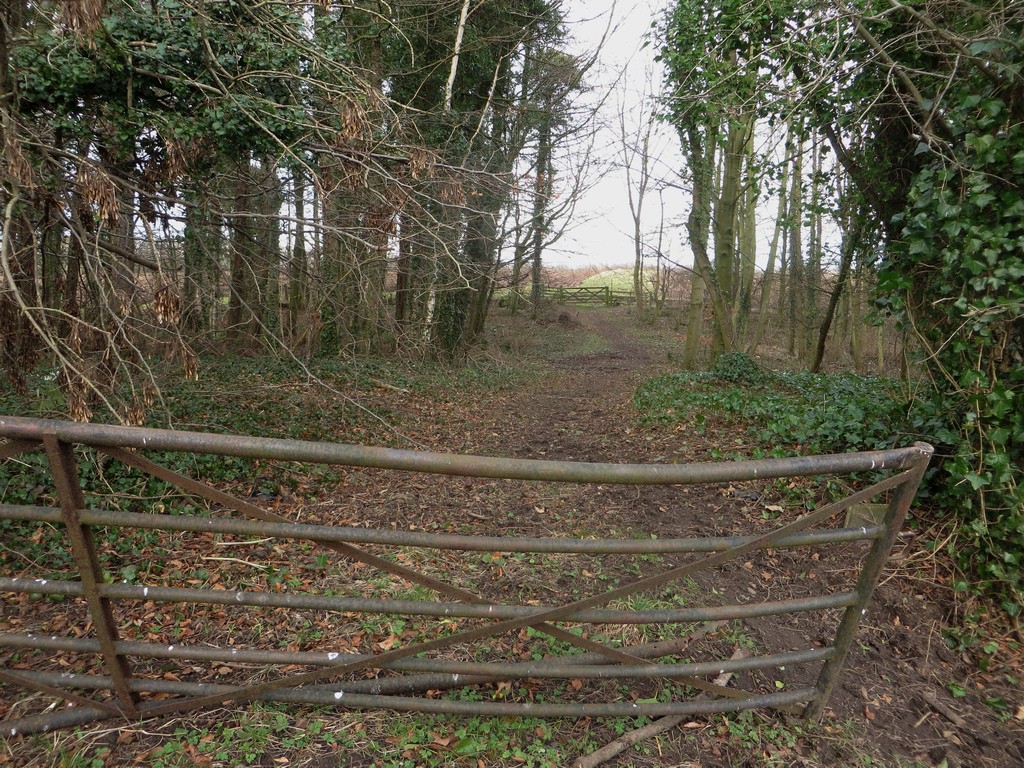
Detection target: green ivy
<box><xmin>709</xmin><ymin>352</ymin><xmax>770</xmax><ymax>386</ymax></box>
<box><xmin>635</xmin><ymin>369</ymin><xmax>906</xmax><ymax>456</ymax></box>
<box><xmin>881</xmin><ymin>92</ymin><xmax>1024</xmax><ymax>614</ymax></box>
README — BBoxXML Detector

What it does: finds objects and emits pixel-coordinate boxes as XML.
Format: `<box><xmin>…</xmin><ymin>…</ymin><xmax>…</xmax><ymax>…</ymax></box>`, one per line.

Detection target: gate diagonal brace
<box><xmin>0</xmin><ymin>439</ymin><xmax>40</xmax><ymax>461</ymax></box>
<box><xmin>0</xmin><ymin>418</ymin><xmax>932</xmax><ymax>731</ymax></box>
<box><xmin>97</xmin><ymin>446</ymin><xmax>666</xmax><ymax>669</ymax></box>
<box><xmin>141</xmin><ymin>470</ymin><xmax>913</xmax><ymax>719</ymax></box>
<box><xmin>0</xmin><ymin>669</ymin><xmax>121</xmax><ymax>716</ymax></box>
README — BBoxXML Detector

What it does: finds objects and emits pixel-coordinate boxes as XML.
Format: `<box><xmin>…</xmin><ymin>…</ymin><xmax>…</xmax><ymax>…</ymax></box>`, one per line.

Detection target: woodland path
<box><xmin>425</xmin><ymin>306</ymin><xmax>673</xmax><ymax>465</ymax></box>
<box><xmin>391</xmin><ymin>305</ymin><xmax>1023</xmax><ymax>768</ymax></box>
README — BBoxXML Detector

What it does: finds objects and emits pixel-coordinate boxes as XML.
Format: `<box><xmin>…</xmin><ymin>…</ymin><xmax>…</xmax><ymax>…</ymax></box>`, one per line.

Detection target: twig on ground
<box><xmin>920</xmin><ymin>689</ymin><xmax>967</xmax><ymax>727</ymax></box>
<box><xmin>199</xmin><ymin>556</ymin><xmax>269</xmax><ymax>569</ymax></box>
<box><xmin>571</xmin><ymin>647</ymin><xmax>747</xmax><ymax>768</ymax></box>
<box><xmin>370</xmin><ymin>378</ymin><xmax>411</xmax><ymax>394</ymax></box>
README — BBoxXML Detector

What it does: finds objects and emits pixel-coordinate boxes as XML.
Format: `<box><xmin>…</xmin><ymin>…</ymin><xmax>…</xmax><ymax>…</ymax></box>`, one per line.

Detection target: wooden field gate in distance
<box><xmin>0</xmin><ymin>416</ymin><xmax>933</xmax><ymax>735</ymax></box>
<box><xmin>540</xmin><ymin>286</ymin><xmax>637</xmax><ymax>306</ymax></box>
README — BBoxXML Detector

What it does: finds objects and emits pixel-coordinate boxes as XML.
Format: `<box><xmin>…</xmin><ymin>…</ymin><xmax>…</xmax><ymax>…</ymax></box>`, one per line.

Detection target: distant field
<box><xmin>579</xmin><ymin>268</ymin><xmax>636</xmax><ymax>292</ymax></box>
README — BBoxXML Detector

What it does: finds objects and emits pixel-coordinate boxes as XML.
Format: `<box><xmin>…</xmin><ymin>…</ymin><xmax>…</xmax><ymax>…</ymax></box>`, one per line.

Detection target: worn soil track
<box><xmin>424</xmin><ymin>306</ymin><xmax>1024</xmax><ymax>768</ymax></box>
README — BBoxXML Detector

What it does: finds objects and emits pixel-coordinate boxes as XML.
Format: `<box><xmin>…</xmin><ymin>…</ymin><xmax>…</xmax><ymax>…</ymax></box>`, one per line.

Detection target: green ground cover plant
<box><xmin>634</xmin><ymin>354</ymin><xmax>908</xmax><ymax>456</ymax></box>
<box><xmin>634</xmin><ymin>350</ymin><xmax>1023</xmax><ymax>619</ymax></box>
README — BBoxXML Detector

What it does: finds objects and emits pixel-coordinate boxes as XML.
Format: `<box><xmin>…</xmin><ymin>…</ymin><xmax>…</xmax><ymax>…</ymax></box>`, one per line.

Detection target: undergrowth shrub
<box><xmin>634</xmin><ymin>370</ymin><xmax>905</xmax><ymax>455</ymax></box>
<box><xmin>637</xmin><ymin>353</ymin><xmax>1021</xmax><ymax>616</ymax></box>
<box><xmin>709</xmin><ymin>352</ymin><xmax>769</xmax><ymax>385</ymax></box>
<box><xmin>0</xmin><ymin>354</ymin><xmax>523</xmax><ymax>575</ymax></box>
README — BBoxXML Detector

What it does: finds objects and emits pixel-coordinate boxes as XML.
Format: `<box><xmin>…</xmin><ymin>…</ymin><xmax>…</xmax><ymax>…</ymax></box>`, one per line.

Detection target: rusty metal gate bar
<box><xmin>0</xmin><ymin>415</ymin><xmax>933</xmax><ymax>735</ymax></box>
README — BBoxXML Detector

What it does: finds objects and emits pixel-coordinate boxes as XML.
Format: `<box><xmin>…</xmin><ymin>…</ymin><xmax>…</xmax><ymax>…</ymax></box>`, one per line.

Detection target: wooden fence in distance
<box><xmin>540</xmin><ymin>286</ymin><xmax>635</xmax><ymax>306</ymax></box>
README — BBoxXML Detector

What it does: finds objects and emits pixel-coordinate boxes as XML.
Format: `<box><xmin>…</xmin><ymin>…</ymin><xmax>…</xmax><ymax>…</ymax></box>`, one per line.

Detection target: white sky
<box><xmin>546</xmin><ymin>0</ymin><xmax>689</xmax><ymax>269</ymax></box>
<box><xmin>546</xmin><ymin>1</ymin><xmax>841</xmax><ymax>274</ymax></box>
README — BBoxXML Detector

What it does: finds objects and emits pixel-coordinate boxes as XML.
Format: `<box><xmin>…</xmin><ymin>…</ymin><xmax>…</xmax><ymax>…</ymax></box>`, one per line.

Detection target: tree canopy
<box><xmin>1</xmin><ymin>0</ymin><xmax>588</xmax><ymax>414</ymax></box>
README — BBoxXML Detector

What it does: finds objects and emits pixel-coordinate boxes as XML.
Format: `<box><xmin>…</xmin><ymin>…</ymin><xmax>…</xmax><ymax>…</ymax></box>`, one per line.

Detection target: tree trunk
<box><xmin>876</xmin><ymin>325</ymin><xmax>886</xmax><ymax>375</ymax></box>
<box><xmin>287</xmin><ymin>170</ymin><xmax>307</xmax><ymax>343</ymax></box>
<box><xmin>182</xmin><ymin>190</ymin><xmax>219</xmax><ymax>335</ymax></box>
<box><xmin>508</xmin><ymin>235</ymin><xmax>528</xmax><ymax>315</ymax></box>
<box><xmin>395</xmin><ymin>211</ymin><xmax>414</xmax><ymax>329</ymax></box>
<box><xmin>227</xmin><ymin>162</ymin><xmax>262</xmax><ymax>348</ymax></box>
<box><xmin>787</xmin><ymin>136</ymin><xmax>804</xmax><ymax>358</ymax></box>
<box><xmin>849</xmin><ymin>262</ymin><xmax>865</xmax><ymax>373</ymax></box>
<box><xmin>734</xmin><ymin>125</ymin><xmax>757</xmax><ymax>342</ymax></box>
<box><xmin>529</xmin><ymin>108</ymin><xmax>552</xmax><ymax>319</ymax></box>
<box><xmin>684</xmin><ymin>122</ymin><xmax>734</xmax><ymax>356</ymax></box>
<box><xmin>804</xmin><ymin>135</ymin><xmax>822</xmax><ymax>359</ymax></box>
<box><xmin>711</xmin><ymin>114</ymin><xmax>749</xmax><ymax>352</ymax></box>
<box><xmin>747</xmin><ymin>134</ymin><xmax>792</xmax><ymax>355</ymax></box>
<box><xmin>811</xmin><ymin>209</ymin><xmax>864</xmax><ymax>372</ymax></box>
<box><xmin>254</xmin><ymin>161</ymin><xmax>283</xmax><ymax>339</ymax></box>
<box><xmin>683</xmin><ymin>272</ymin><xmax>705</xmax><ymax>369</ymax></box>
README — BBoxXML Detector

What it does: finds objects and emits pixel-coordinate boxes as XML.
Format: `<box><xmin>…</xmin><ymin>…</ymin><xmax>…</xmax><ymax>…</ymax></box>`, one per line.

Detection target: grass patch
<box><xmin>38</xmin><ymin>705</ymin><xmax>359</xmax><ymax>768</ymax></box>
<box><xmin>580</xmin><ymin>268</ymin><xmax>641</xmax><ymax>293</ymax></box>
<box><xmin>388</xmin><ymin>713</ymin><xmax>585</xmax><ymax>767</ymax></box>
<box><xmin>530</xmin><ymin>317</ymin><xmax>611</xmax><ymax>361</ymax></box>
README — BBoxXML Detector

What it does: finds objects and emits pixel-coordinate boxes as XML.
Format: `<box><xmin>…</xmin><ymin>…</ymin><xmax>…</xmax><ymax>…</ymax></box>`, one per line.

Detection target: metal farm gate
<box><xmin>0</xmin><ymin>415</ymin><xmax>932</xmax><ymax>735</ymax></box>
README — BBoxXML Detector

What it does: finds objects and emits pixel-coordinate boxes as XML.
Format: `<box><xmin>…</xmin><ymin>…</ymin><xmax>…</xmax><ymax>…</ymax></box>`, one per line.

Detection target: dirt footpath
<box><xmin>434</xmin><ymin>306</ymin><xmax>1024</xmax><ymax>768</ymax></box>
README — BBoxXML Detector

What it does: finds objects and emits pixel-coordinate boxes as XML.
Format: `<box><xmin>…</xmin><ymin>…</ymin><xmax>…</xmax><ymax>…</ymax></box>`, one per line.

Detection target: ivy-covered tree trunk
<box><xmin>711</xmin><ymin>113</ymin><xmax>748</xmax><ymax>352</ymax></box>
<box><xmin>682</xmin><ymin>122</ymin><xmax>733</xmax><ymax>357</ymax></box>
<box><xmin>182</xmin><ymin>189</ymin><xmax>220</xmax><ymax>335</ymax></box>
<box><xmin>254</xmin><ymin>160</ymin><xmax>283</xmax><ymax>339</ymax></box>
<box><xmin>682</xmin><ymin>122</ymin><xmax>717</xmax><ymax>368</ymax></box>
<box><xmin>462</xmin><ymin>198</ymin><xmax>502</xmax><ymax>349</ymax></box>
<box><xmin>226</xmin><ymin>166</ymin><xmax>262</xmax><ymax>348</ymax></box>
